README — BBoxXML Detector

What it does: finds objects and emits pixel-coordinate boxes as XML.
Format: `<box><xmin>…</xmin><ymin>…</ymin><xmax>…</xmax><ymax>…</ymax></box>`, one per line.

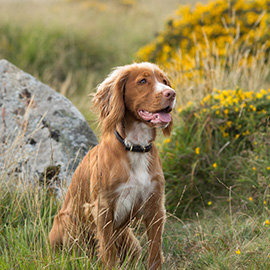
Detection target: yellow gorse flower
<box><xmin>195</xmin><ymin>147</ymin><xmax>200</xmax><ymax>155</ymax></box>
<box><xmin>163</xmin><ymin>138</ymin><xmax>171</xmax><ymax>144</ymax></box>
<box><xmin>224</xmin><ymin>109</ymin><xmax>229</xmax><ymax>115</ymax></box>
<box><xmin>235</xmin><ymin>248</ymin><xmax>241</xmax><ymax>255</ymax></box>
<box><xmin>137</xmin><ymin>0</ymin><xmax>270</xmax><ymax>77</ymax></box>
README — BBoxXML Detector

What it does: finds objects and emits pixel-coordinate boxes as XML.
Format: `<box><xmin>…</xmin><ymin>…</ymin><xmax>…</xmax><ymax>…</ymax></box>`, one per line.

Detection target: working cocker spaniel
<box><xmin>49</xmin><ymin>62</ymin><xmax>176</xmax><ymax>269</ymax></box>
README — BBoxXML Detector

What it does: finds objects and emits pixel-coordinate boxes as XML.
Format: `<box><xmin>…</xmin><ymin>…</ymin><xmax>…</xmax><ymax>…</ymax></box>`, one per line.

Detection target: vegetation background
<box><xmin>1</xmin><ymin>0</ymin><xmax>270</xmax><ymax>269</ymax></box>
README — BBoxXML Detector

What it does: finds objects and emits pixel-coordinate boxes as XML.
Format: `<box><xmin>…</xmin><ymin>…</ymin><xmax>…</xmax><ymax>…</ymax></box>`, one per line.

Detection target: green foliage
<box><xmin>162</xmin><ymin>87</ymin><xmax>270</xmax><ymax>217</ymax></box>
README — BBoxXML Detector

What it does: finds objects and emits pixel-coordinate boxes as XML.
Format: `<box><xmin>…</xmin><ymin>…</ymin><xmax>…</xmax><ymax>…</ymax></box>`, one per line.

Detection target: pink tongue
<box><xmin>153</xmin><ymin>112</ymin><xmax>171</xmax><ymax>123</ymax></box>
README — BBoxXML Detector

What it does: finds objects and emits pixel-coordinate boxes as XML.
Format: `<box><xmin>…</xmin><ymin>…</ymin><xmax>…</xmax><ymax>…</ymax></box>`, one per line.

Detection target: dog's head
<box><xmin>93</xmin><ymin>62</ymin><xmax>176</xmax><ymax>137</ymax></box>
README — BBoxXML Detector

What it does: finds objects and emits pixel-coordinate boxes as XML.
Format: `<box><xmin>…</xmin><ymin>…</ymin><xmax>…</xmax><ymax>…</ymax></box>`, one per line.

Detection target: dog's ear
<box><xmin>93</xmin><ymin>67</ymin><xmax>130</xmax><ymax>135</ymax></box>
<box><xmin>162</xmin><ymin>120</ymin><xmax>173</xmax><ymax>137</ymax></box>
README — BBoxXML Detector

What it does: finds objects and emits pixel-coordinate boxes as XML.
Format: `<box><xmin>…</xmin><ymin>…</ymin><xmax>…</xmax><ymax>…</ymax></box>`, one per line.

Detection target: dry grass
<box><xmin>169</xmin><ymin>41</ymin><xmax>270</xmax><ymax>111</ymax></box>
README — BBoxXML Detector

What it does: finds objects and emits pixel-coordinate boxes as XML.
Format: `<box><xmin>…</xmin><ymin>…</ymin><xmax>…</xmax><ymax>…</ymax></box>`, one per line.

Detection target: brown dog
<box><xmin>49</xmin><ymin>62</ymin><xmax>176</xmax><ymax>269</ymax></box>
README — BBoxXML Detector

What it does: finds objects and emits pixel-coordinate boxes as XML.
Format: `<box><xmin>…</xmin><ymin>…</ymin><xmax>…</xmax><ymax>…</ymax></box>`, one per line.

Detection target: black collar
<box><xmin>114</xmin><ymin>130</ymin><xmax>152</xmax><ymax>153</ymax></box>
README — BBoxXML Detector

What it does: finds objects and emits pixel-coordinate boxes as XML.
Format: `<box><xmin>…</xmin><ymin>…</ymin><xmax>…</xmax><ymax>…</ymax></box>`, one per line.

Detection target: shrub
<box><xmin>136</xmin><ymin>0</ymin><xmax>270</xmax><ymax>217</ymax></box>
<box><xmin>161</xmin><ymin>87</ymin><xmax>270</xmax><ymax>217</ymax></box>
<box><xmin>137</xmin><ymin>0</ymin><xmax>270</xmax><ymax>75</ymax></box>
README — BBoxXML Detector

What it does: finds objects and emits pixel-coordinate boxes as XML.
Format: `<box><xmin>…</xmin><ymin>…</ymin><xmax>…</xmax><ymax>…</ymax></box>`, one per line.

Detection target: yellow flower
<box><xmin>178</xmin><ymin>107</ymin><xmax>182</xmax><ymax>113</ymax></box>
<box><xmin>216</xmin><ymin>110</ymin><xmax>220</xmax><ymax>115</ymax></box>
<box><xmin>249</xmin><ymin>197</ymin><xmax>253</xmax><ymax>201</ymax></box>
<box><xmin>224</xmin><ymin>109</ymin><xmax>229</xmax><ymax>115</ymax></box>
<box><xmin>252</xmin><ymin>167</ymin><xmax>256</xmax><ymax>171</ymax></box>
<box><xmin>163</xmin><ymin>138</ymin><xmax>171</xmax><ymax>144</ymax></box>
<box><xmin>235</xmin><ymin>248</ymin><xmax>241</xmax><ymax>255</ymax></box>
<box><xmin>208</xmin><ymin>201</ymin><xmax>212</xmax><ymax>206</ymax></box>
<box><xmin>212</xmin><ymin>163</ymin><xmax>217</xmax><ymax>168</ymax></box>
<box><xmin>195</xmin><ymin>147</ymin><xmax>200</xmax><ymax>155</ymax></box>
<box><xmin>260</xmin><ymin>89</ymin><xmax>267</xmax><ymax>95</ymax></box>
<box><xmin>235</xmin><ymin>134</ymin><xmax>240</xmax><ymax>139</ymax></box>
<box><xmin>267</xmin><ymin>167</ymin><xmax>270</xmax><ymax>170</ymax></box>
<box><xmin>264</xmin><ymin>200</ymin><xmax>267</xmax><ymax>205</ymax></box>
<box><xmin>264</xmin><ymin>219</ymin><xmax>270</xmax><ymax>225</ymax></box>
<box><xmin>187</xmin><ymin>101</ymin><xmax>193</xmax><ymax>107</ymax></box>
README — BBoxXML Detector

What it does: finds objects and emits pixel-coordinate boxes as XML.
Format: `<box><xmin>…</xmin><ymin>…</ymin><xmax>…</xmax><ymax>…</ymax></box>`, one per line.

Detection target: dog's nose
<box><xmin>162</xmin><ymin>89</ymin><xmax>176</xmax><ymax>100</ymax></box>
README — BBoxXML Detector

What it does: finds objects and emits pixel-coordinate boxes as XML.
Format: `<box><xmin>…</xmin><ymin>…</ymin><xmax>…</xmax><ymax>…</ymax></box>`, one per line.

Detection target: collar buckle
<box><xmin>114</xmin><ymin>130</ymin><xmax>152</xmax><ymax>153</ymax></box>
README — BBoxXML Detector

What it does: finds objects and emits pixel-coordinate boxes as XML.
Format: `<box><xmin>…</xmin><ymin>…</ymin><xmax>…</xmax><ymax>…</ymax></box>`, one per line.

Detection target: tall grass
<box><xmin>0</xmin><ymin>132</ymin><xmax>181</xmax><ymax>269</ymax></box>
<box><xmin>1</xmin><ymin>158</ymin><xmax>270</xmax><ymax>269</ymax></box>
<box><xmin>168</xmin><ymin>42</ymin><xmax>270</xmax><ymax>110</ymax></box>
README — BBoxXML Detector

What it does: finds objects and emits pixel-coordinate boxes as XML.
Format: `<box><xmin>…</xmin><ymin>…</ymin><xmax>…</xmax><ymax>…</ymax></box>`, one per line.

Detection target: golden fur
<box><xmin>49</xmin><ymin>62</ymin><xmax>176</xmax><ymax>269</ymax></box>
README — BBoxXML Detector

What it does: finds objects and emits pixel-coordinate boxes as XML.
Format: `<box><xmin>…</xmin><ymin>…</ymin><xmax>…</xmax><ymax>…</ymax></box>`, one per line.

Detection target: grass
<box><xmin>1</xmin><ymin>169</ymin><xmax>270</xmax><ymax>269</ymax></box>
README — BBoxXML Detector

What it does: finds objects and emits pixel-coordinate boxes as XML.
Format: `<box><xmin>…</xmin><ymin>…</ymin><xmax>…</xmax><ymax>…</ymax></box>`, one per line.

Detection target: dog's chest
<box><xmin>114</xmin><ymin>153</ymin><xmax>156</xmax><ymax>226</ymax></box>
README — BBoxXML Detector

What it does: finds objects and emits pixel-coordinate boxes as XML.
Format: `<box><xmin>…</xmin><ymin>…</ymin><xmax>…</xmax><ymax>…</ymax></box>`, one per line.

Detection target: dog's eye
<box><xmin>139</xmin><ymin>79</ymin><xmax>147</xmax><ymax>84</ymax></box>
<box><xmin>163</xmin><ymin>79</ymin><xmax>168</xmax><ymax>85</ymax></box>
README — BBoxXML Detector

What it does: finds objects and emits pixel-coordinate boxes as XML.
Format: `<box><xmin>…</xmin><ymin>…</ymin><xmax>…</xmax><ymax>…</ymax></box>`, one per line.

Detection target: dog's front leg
<box><xmin>144</xmin><ymin>205</ymin><xmax>165</xmax><ymax>270</ymax></box>
<box><xmin>96</xmin><ymin>205</ymin><xmax>117</xmax><ymax>269</ymax></box>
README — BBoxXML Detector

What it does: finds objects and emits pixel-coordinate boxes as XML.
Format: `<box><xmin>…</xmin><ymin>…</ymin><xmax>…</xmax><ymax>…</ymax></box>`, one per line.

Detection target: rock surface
<box><xmin>0</xmin><ymin>59</ymin><xmax>98</xmax><ymax>190</ymax></box>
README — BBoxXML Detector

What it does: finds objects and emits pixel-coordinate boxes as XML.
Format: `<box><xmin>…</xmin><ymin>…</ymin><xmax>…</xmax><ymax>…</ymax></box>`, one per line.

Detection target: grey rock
<box><xmin>0</xmin><ymin>59</ymin><xmax>98</xmax><ymax>191</ymax></box>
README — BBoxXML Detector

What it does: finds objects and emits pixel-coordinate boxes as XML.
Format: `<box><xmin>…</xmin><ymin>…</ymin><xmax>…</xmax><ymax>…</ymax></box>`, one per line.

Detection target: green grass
<box><xmin>1</xmin><ymin>175</ymin><xmax>270</xmax><ymax>269</ymax></box>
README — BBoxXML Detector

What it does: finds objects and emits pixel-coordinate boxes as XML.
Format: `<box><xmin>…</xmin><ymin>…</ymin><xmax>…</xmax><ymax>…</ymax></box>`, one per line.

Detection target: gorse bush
<box><xmin>135</xmin><ymin>0</ymin><xmax>270</xmax><ymax>217</ymax></box>
<box><xmin>161</xmin><ymin>88</ymin><xmax>270</xmax><ymax>217</ymax></box>
<box><xmin>137</xmin><ymin>0</ymin><xmax>270</xmax><ymax>76</ymax></box>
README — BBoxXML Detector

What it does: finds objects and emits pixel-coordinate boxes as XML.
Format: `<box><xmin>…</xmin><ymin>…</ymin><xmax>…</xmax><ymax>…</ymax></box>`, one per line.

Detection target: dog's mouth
<box><xmin>138</xmin><ymin>106</ymin><xmax>172</xmax><ymax>125</ymax></box>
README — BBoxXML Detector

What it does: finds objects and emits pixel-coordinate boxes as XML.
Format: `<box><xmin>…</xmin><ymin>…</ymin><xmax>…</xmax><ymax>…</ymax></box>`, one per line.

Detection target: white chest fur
<box><xmin>114</xmin><ymin>123</ymin><xmax>156</xmax><ymax>227</ymax></box>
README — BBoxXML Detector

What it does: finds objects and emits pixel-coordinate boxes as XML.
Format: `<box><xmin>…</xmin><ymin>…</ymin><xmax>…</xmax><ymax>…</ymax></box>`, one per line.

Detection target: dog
<box><xmin>49</xmin><ymin>62</ymin><xmax>176</xmax><ymax>269</ymax></box>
